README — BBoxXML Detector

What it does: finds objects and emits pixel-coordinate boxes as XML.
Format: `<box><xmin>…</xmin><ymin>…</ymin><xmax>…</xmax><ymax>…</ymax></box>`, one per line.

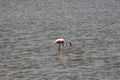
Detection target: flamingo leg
<box><xmin>58</xmin><ymin>43</ymin><xmax>61</xmax><ymax>52</ymax></box>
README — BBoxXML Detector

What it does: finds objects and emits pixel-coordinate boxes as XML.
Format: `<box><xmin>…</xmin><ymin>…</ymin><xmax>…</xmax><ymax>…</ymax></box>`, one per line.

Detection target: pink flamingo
<box><xmin>54</xmin><ymin>38</ymin><xmax>72</xmax><ymax>52</ymax></box>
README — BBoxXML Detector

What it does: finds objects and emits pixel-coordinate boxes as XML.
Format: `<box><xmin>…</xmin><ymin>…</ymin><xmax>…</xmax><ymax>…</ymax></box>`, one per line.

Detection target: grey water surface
<box><xmin>0</xmin><ymin>0</ymin><xmax>120</xmax><ymax>80</ymax></box>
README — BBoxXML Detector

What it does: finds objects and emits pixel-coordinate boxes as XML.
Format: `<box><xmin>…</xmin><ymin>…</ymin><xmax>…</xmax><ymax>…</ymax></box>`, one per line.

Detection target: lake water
<box><xmin>0</xmin><ymin>0</ymin><xmax>120</xmax><ymax>80</ymax></box>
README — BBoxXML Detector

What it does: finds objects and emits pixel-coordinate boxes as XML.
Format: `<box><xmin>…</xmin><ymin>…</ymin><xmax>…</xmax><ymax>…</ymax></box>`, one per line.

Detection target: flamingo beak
<box><xmin>69</xmin><ymin>42</ymin><xmax>72</xmax><ymax>46</ymax></box>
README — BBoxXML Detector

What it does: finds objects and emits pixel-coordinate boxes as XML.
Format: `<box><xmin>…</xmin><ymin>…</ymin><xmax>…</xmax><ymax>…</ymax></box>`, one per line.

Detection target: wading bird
<box><xmin>54</xmin><ymin>38</ymin><xmax>72</xmax><ymax>52</ymax></box>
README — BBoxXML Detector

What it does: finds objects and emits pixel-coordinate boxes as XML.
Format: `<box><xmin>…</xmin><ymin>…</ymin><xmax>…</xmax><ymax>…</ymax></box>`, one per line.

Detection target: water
<box><xmin>0</xmin><ymin>0</ymin><xmax>120</xmax><ymax>80</ymax></box>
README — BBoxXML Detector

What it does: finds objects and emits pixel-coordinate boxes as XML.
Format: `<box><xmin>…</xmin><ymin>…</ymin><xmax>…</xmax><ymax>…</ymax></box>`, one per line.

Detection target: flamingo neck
<box><xmin>65</xmin><ymin>41</ymin><xmax>72</xmax><ymax>46</ymax></box>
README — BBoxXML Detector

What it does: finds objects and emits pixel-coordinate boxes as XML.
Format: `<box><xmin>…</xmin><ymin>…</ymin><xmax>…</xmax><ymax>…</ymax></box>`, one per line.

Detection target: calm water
<box><xmin>0</xmin><ymin>0</ymin><xmax>120</xmax><ymax>80</ymax></box>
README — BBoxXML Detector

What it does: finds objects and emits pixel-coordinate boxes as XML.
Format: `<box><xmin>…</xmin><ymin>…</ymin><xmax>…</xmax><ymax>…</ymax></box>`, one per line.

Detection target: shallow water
<box><xmin>0</xmin><ymin>0</ymin><xmax>120</xmax><ymax>80</ymax></box>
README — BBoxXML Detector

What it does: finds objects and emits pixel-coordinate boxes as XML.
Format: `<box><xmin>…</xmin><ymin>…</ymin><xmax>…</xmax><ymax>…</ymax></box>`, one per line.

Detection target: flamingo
<box><xmin>54</xmin><ymin>38</ymin><xmax>72</xmax><ymax>52</ymax></box>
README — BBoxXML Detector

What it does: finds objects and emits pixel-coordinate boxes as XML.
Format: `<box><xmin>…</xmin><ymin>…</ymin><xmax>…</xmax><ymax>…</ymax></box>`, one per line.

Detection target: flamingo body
<box><xmin>54</xmin><ymin>38</ymin><xmax>65</xmax><ymax>44</ymax></box>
